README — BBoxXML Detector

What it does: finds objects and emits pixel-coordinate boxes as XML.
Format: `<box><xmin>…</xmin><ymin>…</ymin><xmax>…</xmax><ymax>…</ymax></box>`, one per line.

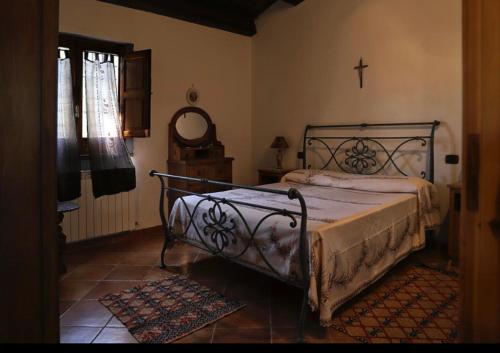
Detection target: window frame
<box><xmin>59</xmin><ymin>33</ymin><xmax>134</xmax><ymax>155</ymax></box>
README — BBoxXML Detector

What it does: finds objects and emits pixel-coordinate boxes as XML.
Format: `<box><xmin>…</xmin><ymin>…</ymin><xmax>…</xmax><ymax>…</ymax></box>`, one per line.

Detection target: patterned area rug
<box><xmin>99</xmin><ymin>274</ymin><xmax>245</xmax><ymax>343</ymax></box>
<box><xmin>331</xmin><ymin>264</ymin><xmax>460</xmax><ymax>343</ymax></box>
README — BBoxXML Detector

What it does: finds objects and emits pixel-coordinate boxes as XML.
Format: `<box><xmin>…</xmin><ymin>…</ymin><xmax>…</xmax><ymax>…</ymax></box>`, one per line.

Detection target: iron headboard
<box><xmin>298</xmin><ymin>121</ymin><xmax>440</xmax><ymax>183</ymax></box>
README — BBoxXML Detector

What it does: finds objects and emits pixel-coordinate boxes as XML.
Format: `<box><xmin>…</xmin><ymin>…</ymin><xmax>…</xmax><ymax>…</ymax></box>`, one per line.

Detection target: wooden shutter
<box><xmin>120</xmin><ymin>49</ymin><xmax>151</xmax><ymax>138</ymax></box>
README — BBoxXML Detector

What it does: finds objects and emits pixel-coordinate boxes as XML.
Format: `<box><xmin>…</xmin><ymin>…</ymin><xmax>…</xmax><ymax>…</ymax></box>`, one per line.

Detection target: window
<box><xmin>58</xmin><ymin>33</ymin><xmax>151</xmax><ymax>155</ymax></box>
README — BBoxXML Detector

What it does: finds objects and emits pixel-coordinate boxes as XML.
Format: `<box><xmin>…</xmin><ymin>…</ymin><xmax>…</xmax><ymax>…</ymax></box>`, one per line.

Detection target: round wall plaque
<box><xmin>186</xmin><ymin>86</ymin><xmax>200</xmax><ymax>106</ymax></box>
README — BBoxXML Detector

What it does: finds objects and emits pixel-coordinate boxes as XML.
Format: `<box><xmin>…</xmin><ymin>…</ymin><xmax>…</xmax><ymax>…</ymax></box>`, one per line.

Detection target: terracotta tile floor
<box><xmin>59</xmin><ymin>229</ymin><xmax>447</xmax><ymax>344</ymax></box>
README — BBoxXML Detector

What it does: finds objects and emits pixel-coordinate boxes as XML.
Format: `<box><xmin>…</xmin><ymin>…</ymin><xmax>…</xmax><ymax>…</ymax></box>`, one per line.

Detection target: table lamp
<box><xmin>271</xmin><ymin>136</ymin><xmax>289</xmax><ymax>170</ymax></box>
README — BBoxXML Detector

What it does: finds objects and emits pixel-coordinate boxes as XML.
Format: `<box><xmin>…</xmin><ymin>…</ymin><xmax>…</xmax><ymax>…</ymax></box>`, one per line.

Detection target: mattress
<box><xmin>169</xmin><ymin>169</ymin><xmax>441</xmax><ymax>326</ymax></box>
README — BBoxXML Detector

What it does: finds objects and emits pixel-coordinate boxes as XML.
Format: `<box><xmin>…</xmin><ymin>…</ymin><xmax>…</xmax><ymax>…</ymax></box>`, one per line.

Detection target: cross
<box><xmin>354</xmin><ymin>57</ymin><xmax>368</xmax><ymax>89</ymax></box>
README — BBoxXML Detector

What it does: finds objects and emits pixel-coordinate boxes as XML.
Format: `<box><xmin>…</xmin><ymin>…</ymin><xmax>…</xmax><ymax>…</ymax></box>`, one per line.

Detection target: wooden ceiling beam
<box><xmin>100</xmin><ymin>0</ymin><xmax>257</xmax><ymax>36</ymax></box>
<box><xmin>243</xmin><ymin>0</ymin><xmax>277</xmax><ymax>18</ymax></box>
<box><xmin>98</xmin><ymin>0</ymin><xmax>304</xmax><ymax>36</ymax></box>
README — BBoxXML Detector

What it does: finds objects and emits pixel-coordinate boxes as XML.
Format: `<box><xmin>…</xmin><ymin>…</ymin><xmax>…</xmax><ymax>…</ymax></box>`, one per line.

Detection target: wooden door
<box><xmin>0</xmin><ymin>0</ymin><xmax>59</xmax><ymax>342</ymax></box>
<box><xmin>461</xmin><ymin>0</ymin><xmax>500</xmax><ymax>343</ymax></box>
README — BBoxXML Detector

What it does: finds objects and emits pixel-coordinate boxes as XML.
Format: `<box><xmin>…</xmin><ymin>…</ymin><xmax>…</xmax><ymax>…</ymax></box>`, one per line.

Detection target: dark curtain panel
<box><xmin>57</xmin><ymin>56</ymin><xmax>81</xmax><ymax>201</ymax></box>
<box><xmin>84</xmin><ymin>55</ymin><xmax>136</xmax><ymax>198</ymax></box>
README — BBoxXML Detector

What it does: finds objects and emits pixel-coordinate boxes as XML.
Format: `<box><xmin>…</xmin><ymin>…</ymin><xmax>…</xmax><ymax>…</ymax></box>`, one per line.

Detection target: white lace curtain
<box><xmin>57</xmin><ymin>56</ymin><xmax>81</xmax><ymax>201</ymax></box>
<box><xmin>84</xmin><ymin>54</ymin><xmax>136</xmax><ymax>198</ymax></box>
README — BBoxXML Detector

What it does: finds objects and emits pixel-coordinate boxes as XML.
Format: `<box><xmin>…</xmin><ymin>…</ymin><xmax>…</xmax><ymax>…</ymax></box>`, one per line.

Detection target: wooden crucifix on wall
<box><xmin>354</xmin><ymin>58</ymin><xmax>368</xmax><ymax>89</ymax></box>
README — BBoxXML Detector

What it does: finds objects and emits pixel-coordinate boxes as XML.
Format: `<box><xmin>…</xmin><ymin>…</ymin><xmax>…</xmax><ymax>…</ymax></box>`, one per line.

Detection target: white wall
<box><xmin>60</xmin><ymin>0</ymin><xmax>462</xmax><ymax>229</ymax></box>
<box><xmin>252</xmin><ymin>0</ymin><xmax>463</xmax><ymax>215</ymax></box>
<box><xmin>60</xmin><ymin>0</ymin><xmax>253</xmax><ymax>229</ymax></box>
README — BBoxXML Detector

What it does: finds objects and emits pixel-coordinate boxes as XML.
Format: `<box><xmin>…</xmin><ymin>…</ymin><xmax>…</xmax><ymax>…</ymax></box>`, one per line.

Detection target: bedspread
<box><xmin>169</xmin><ymin>170</ymin><xmax>441</xmax><ymax>326</ymax></box>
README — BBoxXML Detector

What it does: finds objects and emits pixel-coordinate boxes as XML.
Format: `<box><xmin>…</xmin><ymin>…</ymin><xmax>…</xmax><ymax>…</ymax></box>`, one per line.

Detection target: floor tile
<box><xmin>171</xmin><ymin>242</ymin><xmax>201</xmax><ymax>254</ymax></box>
<box><xmin>59</xmin><ymin>232</ymin><xmax>447</xmax><ymax>344</ymax></box>
<box><xmin>270</xmin><ymin>294</ymin><xmax>305</xmax><ymax>328</ymax></box>
<box><xmin>135</xmin><ymin>242</ymin><xmax>166</xmax><ymax>254</ymax></box>
<box><xmin>194</xmin><ymin>279</ymin><xmax>227</xmax><ymax>294</ymax></box>
<box><xmin>64</xmin><ymin>252</ymin><xmax>91</xmax><ymax>268</ymax></box>
<box><xmin>144</xmin><ymin>267</ymin><xmax>188</xmax><ymax>281</ymax></box>
<box><xmin>271</xmin><ymin>326</ymin><xmax>334</xmax><ymax>344</ymax></box>
<box><xmin>271</xmin><ymin>328</ymin><xmax>302</xmax><ymax>344</ymax></box>
<box><xmin>174</xmin><ymin>326</ymin><xmax>215</xmax><ymax>344</ymax></box>
<box><xmin>64</xmin><ymin>264</ymin><xmax>115</xmax><ymax>281</ymax></box>
<box><xmin>93</xmin><ymin>328</ymin><xmax>138</xmax><ymax>344</ymax></box>
<box><xmin>188</xmin><ymin>257</ymin><xmax>237</xmax><ymax>281</ymax></box>
<box><xmin>59</xmin><ymin>280</ymin><xmax>98</xmax><ymax>301</ymax></box>
<box><xmin>193</xmin><ymin>250</ymin><xmax>213</xmax><ymax>263</ymax></box>
<box><xmin>60</xmin><ymin>300</ymin><xmax>113</xmax><ymax>327</ymax></box>
<box><xmin>106</xmin><ymin>317</ymin><xmax>125</xmax><ymax>328</ymax></box>
<box><xmin>225</xmin><ymin>280</ymin><xmax>269</xmax><ymax>302</ymax></box>
<box><xmin>216</xmin><ymin>301</ymin><xmax>269</xmax><ymax>329</ymax></box>
<box><xmin>61</xmin><ymin>263</ymin><xmax>82</xmax><ymax>278</ymax></box>
<box><xmin>161</xmin><ymin>251</ymin><xmax>199</xmax><ymax>267</ymax></box>
<box><xmin>327</xmin><ymin>327</ymin><xmax>358</xmax><ymax>343</ymax></box>
<box><xmin>102</xmin><ymin>236</ymin><xmax>160</xmax><ymax>252</ymax></box>
<box><xmin>83</xmin><ymin>280</ymin><xmax>143</xmax><ymax>300</ymax></box>
<box><xmin>119</xmin><ymin>252</ymin><xmax>160</xmax><ymax>266</ymax></box>
<box><xmin>104</xmin><ymin>265</ymin><xmax>152</xmax><ymax>281</ymax></box>
<box><xmin>212</xmin><ymin>328</ymin><xmax>271</xmax><ymax>344</ymax></box>
<box><xmin>59</xmin><ymin>301</ymin><xmax>76</xmax><ymax>316</ymax></box>
<box><xmin>80</xmin><ymin>252</ymin><xmax>127</xmax><ymax>265</ymax></box>
<box><xmin>268</xmin><ymin>281</ymin><xmax>303</xmax><ymax>303</ymax></box>
<box><xmin>60</xmin><ymin>326</ymin><xmax>101</xmax><ymax>344</ymax></box>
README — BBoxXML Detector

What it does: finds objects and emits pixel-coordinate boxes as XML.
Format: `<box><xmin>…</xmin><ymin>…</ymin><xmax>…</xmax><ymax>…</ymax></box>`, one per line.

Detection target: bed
<box><xmin>150</xmin><ymin>121</ymin><xmax>441</xmax><ymax>342</ymax></box>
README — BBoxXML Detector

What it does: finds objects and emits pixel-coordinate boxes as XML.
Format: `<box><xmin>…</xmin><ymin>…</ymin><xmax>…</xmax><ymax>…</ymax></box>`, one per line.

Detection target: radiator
<box><xmin>62</xmin><ymin>171</ymin><xmax>137</xmax><ymax>243</ymax></box>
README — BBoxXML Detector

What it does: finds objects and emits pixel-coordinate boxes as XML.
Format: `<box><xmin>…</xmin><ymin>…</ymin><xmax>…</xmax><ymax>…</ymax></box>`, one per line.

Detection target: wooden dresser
<box><xmin>167</xmin><ymin>107</ymin><xmax>233</xmax><ymax>213</ymax></box>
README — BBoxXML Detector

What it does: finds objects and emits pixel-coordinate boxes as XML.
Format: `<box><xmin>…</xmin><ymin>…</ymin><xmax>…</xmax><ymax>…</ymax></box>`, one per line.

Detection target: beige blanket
<box><xmin>169</xmin><ymin>170</ymin><xmax>441</xmax><ymax>326</ymax></box>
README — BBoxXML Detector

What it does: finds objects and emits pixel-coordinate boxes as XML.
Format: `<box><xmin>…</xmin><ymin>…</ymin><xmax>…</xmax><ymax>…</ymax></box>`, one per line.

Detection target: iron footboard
<box><xmin>149</xmin><ymin>170</ymin><xmax>310</xmax><ymax>343</ymax></box>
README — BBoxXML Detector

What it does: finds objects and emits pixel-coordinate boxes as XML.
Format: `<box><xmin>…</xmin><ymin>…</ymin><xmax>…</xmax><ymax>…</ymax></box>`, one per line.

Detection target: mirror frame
<box><xmin>171</xmin><ymin>106</ymin><xmax>214</xmax><ymax>147</ymax></box>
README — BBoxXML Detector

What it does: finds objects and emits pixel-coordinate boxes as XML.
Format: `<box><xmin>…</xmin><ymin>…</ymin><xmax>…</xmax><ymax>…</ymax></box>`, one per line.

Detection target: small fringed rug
<box><xmin>331</xmin><ymin>264</ymin><xmax>460</xmax><ymax>343</ymax></box>
<box><xmin>99</xmin><ymin>274</ymin><xmax>245</xmax><ymax>344</ymax></box>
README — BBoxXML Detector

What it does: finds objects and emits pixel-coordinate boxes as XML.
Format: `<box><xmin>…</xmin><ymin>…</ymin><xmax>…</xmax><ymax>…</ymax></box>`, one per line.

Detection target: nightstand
<box><xmin>447</xmin><ymin>183</ymin><xmax>461</xmax><ymax>263</ymax></box>
<box><xmin>258</xmin><ymin>168</ymin><xmax>295</xmax><ymax>185</ymax></box>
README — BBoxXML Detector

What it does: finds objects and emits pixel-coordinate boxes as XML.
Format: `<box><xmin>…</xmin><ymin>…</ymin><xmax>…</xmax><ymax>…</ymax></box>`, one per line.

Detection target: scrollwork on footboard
<box><xmin>173</xmin><ymin>194</ymin><xmax>300</xmax><ymax>278</ymax></box>
<box><xmin>201</xmin><ymin>198</ymin><xmax>237</xmax><ymax>253</ymax></box>
<box><xmin>149</xmin><ymin>171</ymin><xmax>310</xmax><ymax>342</ymax></box>
<box><xmin>170</xmin><ymin>184</ymin><xmax>301</xmax><ymax>276</ymax></box>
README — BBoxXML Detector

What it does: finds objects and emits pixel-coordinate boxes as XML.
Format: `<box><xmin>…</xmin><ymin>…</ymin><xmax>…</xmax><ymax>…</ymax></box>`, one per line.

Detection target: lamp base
<box><xmin>276</xmin><ymin>149</ymin><xmax>284</xmax><ymax>170</ymax></box>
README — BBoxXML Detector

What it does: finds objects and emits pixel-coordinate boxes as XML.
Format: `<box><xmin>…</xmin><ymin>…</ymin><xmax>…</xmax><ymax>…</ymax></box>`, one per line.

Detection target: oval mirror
<box><xmin>175</xmin><ymin>112</ymin><xmax>209</xmax><ymax>140</ymax></box>
<box><xmin>171</xmin><ymin>107</ymin><xmax>213</xmax><ymax>147</ymax></box>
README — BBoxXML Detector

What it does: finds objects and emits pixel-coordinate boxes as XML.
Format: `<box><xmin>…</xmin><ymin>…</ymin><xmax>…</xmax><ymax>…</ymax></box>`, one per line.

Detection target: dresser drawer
<box><xmin>213</xmin><ymin>163</ymin><xmax>232</xmax><ymax>182</ymax></box>
<box><xmin>186</xmin><ymin>182</ymin><xmax>211</xmax><ymax>195</ymax></box>
<box><xmin>187</xmin><ymin>165</ymin><xmax>214</xmax><ymax>179</ymax></box>
<box><xmin>211</xmin><ymin>185</ymin><xmax>233</xmax><ymax>194</ymax></box>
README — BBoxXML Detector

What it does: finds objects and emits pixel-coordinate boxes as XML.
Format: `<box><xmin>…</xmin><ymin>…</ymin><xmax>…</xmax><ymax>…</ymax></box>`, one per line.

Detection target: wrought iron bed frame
<box><xmin>300</xmin><ymin>121</ymin><xmax>440</xmax><ymax>183</ymax></box>
<box><xmin>150</xmin><ymin>120</ymin><xmax>440</xmax><ymax>343</ymax></box>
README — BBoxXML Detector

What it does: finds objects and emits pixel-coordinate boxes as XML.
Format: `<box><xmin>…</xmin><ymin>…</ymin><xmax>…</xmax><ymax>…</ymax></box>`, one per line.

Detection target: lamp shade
<box><xmin>271</xmin><ymin>136</ymin><xmax>289</xmax><ymax>149</ymax></box>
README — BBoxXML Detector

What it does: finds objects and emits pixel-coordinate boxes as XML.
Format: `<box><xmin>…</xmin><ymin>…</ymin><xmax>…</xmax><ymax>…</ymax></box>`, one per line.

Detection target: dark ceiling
<box><xmin>99</xmin><ymin>0</ymin><xmax>304</xmax><ymax>36</ymax></box>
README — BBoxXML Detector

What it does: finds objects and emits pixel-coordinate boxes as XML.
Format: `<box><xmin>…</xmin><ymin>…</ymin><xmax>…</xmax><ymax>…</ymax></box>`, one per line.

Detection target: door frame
<box><xmin>2</xmin><ymin>0</ymin><xmax>499</xmax><ymax>344</ymax></box>
<box><xmin>461</xmin><ymin>0</ymin><xmax>500</xmax><ymax>343</ymax></box>
<box><xmin>0</xmin><ymin>0</ymin><xmax>59</xmax><ymax>342</ymax></box>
